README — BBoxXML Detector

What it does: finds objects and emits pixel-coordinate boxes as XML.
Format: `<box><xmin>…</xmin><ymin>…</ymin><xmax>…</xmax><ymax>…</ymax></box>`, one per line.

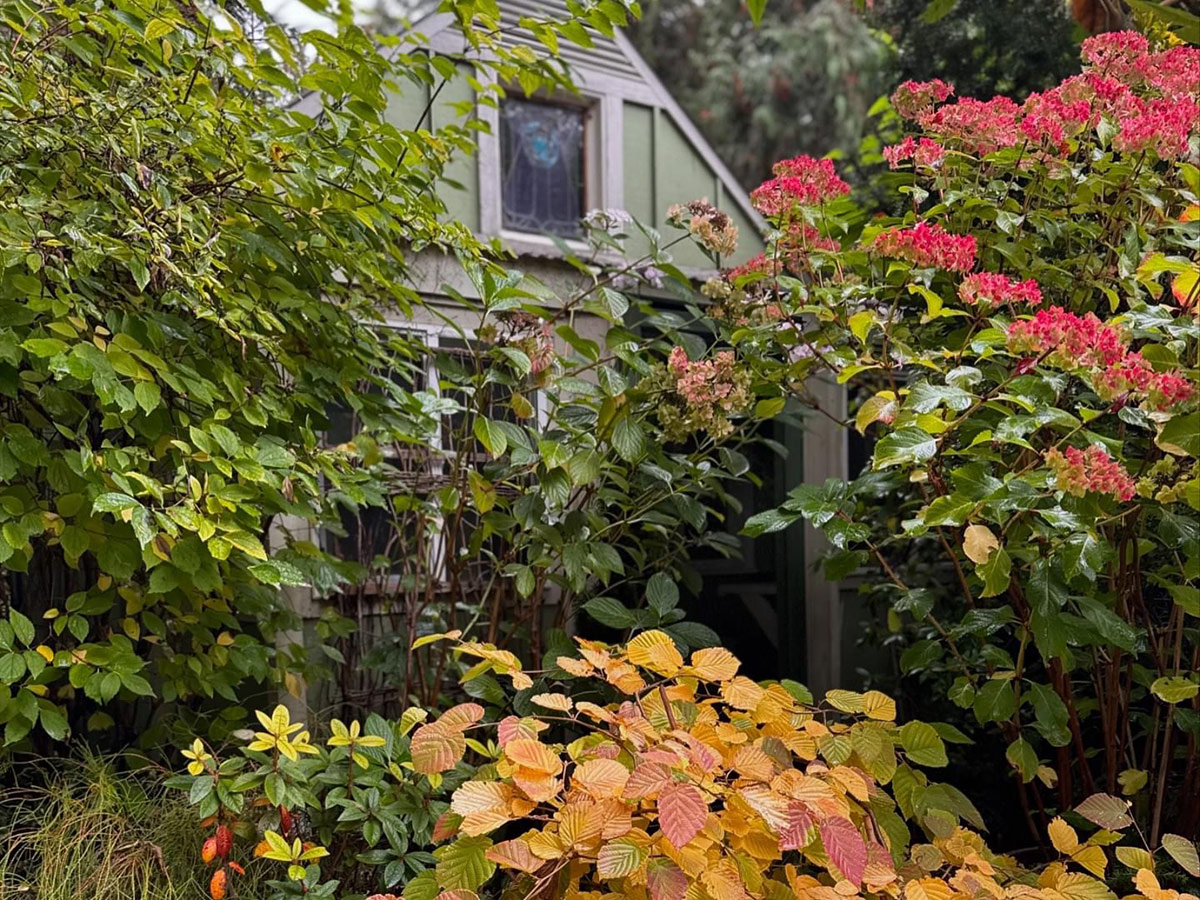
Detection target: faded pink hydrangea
<box><xmin>657</xmin><ymin>347</ymin><xmax>751</xmax><ymax>440</ymax></box>
<box><xmin>958</xmin><ymin>272</ymin><xmax>1042</xmax><ymax>307</ymax></box>
<box><xmin>891</xmin><ymin>79</ymin><xmax>955</xmax><ymax>120</ymax></box>
<box><xmin>1045</xmin><ymin>444</ymin><xmax>1136</xmax><ymax>502</ymax></box>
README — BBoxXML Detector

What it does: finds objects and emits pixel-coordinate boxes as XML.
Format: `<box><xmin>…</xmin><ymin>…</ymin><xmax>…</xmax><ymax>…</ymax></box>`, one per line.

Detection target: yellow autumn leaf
<box><xmin>530</xmin><ymin>692</ymin><xmax>573</xmax><ymax>712</ymax></box>
<box><xmin>905</xmin><ymin>877</ymin><xmax>955</xmax><ymax>900</ymax></box>
<box><xmin>626</xmin><ymin>629</ymin><xmax>684</xmax><ymax>676</ymax></box>
<box><xmin>1048</xmin><ymin>816</ymin><xmax>1080</xmax><ymax>855</ymax></box>
<box><xmin>1071</xmin><ymin>844</ymin><xmax>1107</xmax><ymax>879</ymax></box>
<box><xmin>861</xmin><ymin>690</ymin><xmax>897</xmax><ymax>721</ymax></box>
<box><xmin>963</xmin><ymin>524</ymin><xmax>999</xmax><ymax>565</ymax></box>
<box><xmin>688</xmin><ymin>646</ymin><xmax>741</xmax><ymax>682</ymax></box>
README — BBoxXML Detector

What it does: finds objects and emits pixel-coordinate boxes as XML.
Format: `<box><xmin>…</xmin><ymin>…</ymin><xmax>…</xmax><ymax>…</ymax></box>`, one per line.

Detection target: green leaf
<box><xmin>1006</xmin><ymin>737</ymin><xmax>1037</xmax><ymax>782</ymax></box>
<box><xmin>611</xmin><ymin>414</ymin><xmax>645</xmax><ymax>462</ymax></box>
<box><xmin>899</xmin><ymin>720</ymin><xmax>948</xmax><ymax>767</ymax></box>
<box><xmin>1161</xmin><ymin>834</ymin><xmax>1200</xmax><ymax>878</ymax></box>
<box><xmin>873</xmin><ymin>427</ymin><xmax>936</xmax><ymax>469</ymax></box>
<box><xmin>1151</xmin><ymin>675</ymin><xmax>1199</xmax><ymax>704</ymax></box>
<box><xmin>473</xmin><ymin>418</ymin><xmax>507</xmax><ymax>457</ymax></box>
<box><xmin>741</xmin><ymin>507</ymin><xmax>800</xmax><ymax>537</ymax></box>
<box><xmin>745</xmin><ymin>0</ymin><xmax>767</xmax><ymax>26</ymax></box>
<box><xmin>133</xmin><ymin>381</ymin><xmax>161</xmax><ymax>414</ymax></box>
<box><xmin>9</xmin><ymin>610</ymin><xmax>34</xmax><ymax>647</ymax></box>
<box><xmin>434</xmin><ymin>835</ymin><xmax>495</xmax><ymax>890</ymax></box>
<box><xmin>977</xmin><ymin>547</ymin><xmax>1011</xmax><ymax>598</ymax></box>
<box><xmin>0</xmin><ymin>652</ymin><xmax>26</xmax><ymax>683</ymax></box>
<box><xmin>973</xmin><ymin>679</ymin><xmax>1016</xmax><ymax>723</ymax></box>
<box><xmin>584</xmin><ymin>597</ymin><xmax>638</xmax><ymax>629</ymax></box>
<box><xmin>920</xmin><ymin>0</ymin><xmax>957</xmax><ymax>23</ymax></box>
<box><xmin>646</xmin><ymin>573</ymin><xmax>679</xmax><ymax>614</ymax></box>
<box><xmin>1027</xmin><ymin>683</ymin><xmax>1071</xmax><ymax>748</ymax></box>
<box><xmin>92</xmin><ymin>493</ymin><xmax>139</xmax><ymax>514</ymax></box>
<box><xmin>21</xmin><ymin>338</ymin><xmax>69</xmax><ymax>357</ymax></box>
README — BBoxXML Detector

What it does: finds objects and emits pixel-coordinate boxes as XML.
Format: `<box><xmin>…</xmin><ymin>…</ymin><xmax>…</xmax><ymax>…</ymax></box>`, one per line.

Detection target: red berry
<box><xmin>214</xmin><ymin>824</ymin><xmax>233</xmax><ymax>859</ymax></box>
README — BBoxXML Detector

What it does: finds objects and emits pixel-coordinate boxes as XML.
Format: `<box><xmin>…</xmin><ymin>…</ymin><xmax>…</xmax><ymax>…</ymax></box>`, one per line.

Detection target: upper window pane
<box><xmin>500</xmin><ymin>99</ymin><xmax>585</xmax><ymax>238</ymax></box>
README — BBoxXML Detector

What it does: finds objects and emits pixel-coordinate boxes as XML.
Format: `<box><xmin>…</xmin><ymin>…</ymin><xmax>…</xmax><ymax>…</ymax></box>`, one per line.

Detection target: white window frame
<box><xmin>477</xmin><ymin>88</ymin><xmax>624</xmax><ymax>255</ymax></box>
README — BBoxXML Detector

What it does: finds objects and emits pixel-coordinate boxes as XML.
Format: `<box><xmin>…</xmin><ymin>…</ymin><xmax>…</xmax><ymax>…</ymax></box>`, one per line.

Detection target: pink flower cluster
<box><xmin>1007</xmin><ymin>307</ymin><xmax>1193</xmax><ymax>411</ymax></box>
<box><xmin>750</xmin><ymin>155</ymin><xmax>850</xmax><ymax>215</ymax></box>
<box><xmin>1019</xmin><ymin>87</ymin><xmax>1092</xmax><ymax>153</ymax></box>
<box><xmin>662</xmin><ymin>347</ymin><xmax>751</xmax><ymax>440</ymax></box>
<box><xmin>871</xmin><ymin>221</ymin><xmax>977</xmax><ymax>272</ymax></box>
<box><xmin>1045</xmin><ymin>444</ymin><xmax>1136</xmax><ymax>502</ymax></box>
<box><xmin>891</xmin><ymin>79</ymin><xmax>955</xmax><ymax>119</ymax></box>
<box><xmin>1008</xmin><ymin>307</ymin><xmax>1125</xmax><ymax>367</ymax></box>
<box><xmin>883</xmin><ymin>136</ymin><xmax>947</xmax><ymax>170</ymax></box>
<box><xmin>1111</xmin><ymin>96</ymin><xmax>1200</xmax><ymax>158</ymax></box>
<box><xmin>958</xmin><ymin>272</ymin><xmax>1042</xmax><ymax>307</ymax></box>
<box><xmin>891</xmin><ymin>35</ymin><xmax>1200</xmax><ymax>162</ymax></box>
<box><xmin>918</xmin><ymin>96</ymin><xmax>1023</xmax><ymax>156</ymax></box>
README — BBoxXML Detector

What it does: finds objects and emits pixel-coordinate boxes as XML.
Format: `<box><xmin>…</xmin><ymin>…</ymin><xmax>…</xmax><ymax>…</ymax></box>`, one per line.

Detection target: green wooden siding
<box><xmin>623</xmin><ymin>102</ymin><xmax>761</xmax><ymax>269</ymax></box>
<box><xmin>380</xmin><ymin>67</ymin><xmax>762</xmax><ymax>266</ymax></box>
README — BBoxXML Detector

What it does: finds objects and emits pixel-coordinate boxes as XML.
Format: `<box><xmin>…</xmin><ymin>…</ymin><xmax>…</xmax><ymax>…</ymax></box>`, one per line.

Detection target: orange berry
<box><xmin>209</xmin><ymin>868</ymin><xmax>227</xmax><ymax>900</ymax></box>
<box><xmin>201</xmin><ymin>837</ymin><xmax>218</xmax><ymax>864</ymax></box>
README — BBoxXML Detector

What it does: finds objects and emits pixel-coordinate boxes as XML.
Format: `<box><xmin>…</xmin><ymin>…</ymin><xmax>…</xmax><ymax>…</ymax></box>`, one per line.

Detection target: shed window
<box><xmin>499</xmin><ymin>98</ymin><xmax>585</xmax><ymax>238</ymax></box>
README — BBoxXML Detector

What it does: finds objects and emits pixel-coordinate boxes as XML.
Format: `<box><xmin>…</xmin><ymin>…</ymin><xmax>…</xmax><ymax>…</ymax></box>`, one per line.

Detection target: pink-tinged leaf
<box><xmin>410</xmin><ymin>722</ymin><xmax>467</xmax><ymax>774</ymax></box>
<box><xmin>436</xmin><ymin>891</ymin><xmax>479</xmax><ymax>900</ymax></box>
<box><xmin>819</xmin><ymin>816</ymin><xmax>867</xmax><ymax>886</ymax></box>
<box><xmin>647</xmin><ymin>858</ymin><xmax>689</xmax><ymax>900</ymax></box>
<box><xmin>497</xmin><ymin>715</ymin><xmax>545</xmax><ymax>747</ymax></box>
<box><xmin>657</xmin><ymin>782</ymin><xmax>708</xmax><ymax>849</ymax></box>
<box><xmin>624</xmin><ymin>761</ymin><xmax>673</xmax><ymax>799</ymax></box>
<box><xmin>439</xmin><ymin>703</ymin><xmax>485</xmax><ymax>730</ymax></box>
<box><xmin>432</xmin><ymin>811</ymin><xmax>462</xmax><ymax>843</ymax></box>
<box><xmin>779</xmin><ymin>801</ymin><xmax>815</xmax><ymax>851</ymax></box>
<box><xmin>1074</xmin><ymin>793</ymin><xmax>1133</xmax><ymax>830</ymax></box>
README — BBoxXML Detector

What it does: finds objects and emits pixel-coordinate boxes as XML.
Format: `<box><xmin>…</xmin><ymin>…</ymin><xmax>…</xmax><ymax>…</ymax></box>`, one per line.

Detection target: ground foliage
<box><xmin>180</xmin><ymin>638</ymin><xmax>1200</xmax><ymax>898</ymax></box>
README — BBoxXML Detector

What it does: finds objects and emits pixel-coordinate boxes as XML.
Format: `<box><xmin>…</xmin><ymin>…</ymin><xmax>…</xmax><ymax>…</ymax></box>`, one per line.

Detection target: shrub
<box><xmin>680</xmin><ymin>31</ymin><xmax>1200</xmax><ymax>840</ymax></box>
<box><xmin>0</xmin><ymin>0</ymin><xmax>638</xmax><ymax>748</ymax></box>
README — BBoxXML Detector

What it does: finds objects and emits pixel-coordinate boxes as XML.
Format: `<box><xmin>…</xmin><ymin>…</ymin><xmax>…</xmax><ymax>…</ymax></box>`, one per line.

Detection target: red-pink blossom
<box><xmin>1045</xmin><ymin>444</ymin><xmax>1136</xmax><ymax>502</ymax></box>
<box><xmin>1020</xmin><ymin>87</ymin><xmax>1091</xmax><ymax>153</ymax></box>
<box><xmin>958</xmin><ymin>273</ymin><xmax>1042</xmax><ymax>307</ymax></box>
<box><xmin>918</xmin><ymin>96</ymin><xmax>1022</xmax><ymax>155</ymax></box>
<box><xmin>1008</xmin><ymin>308</ymin><xmax>1193</xmax><ymax>411</ymax></box>
<box><xmin>1081</xmin><ymin>31</ymin><xmax>1149</xmax><ymax>82</ymax></box>
<box><xmin>1007</xmin><ymin>307</ymin><xmax>1126</xmax><ymax>368</ymax></box>
<box><xmin>1112</xmin><ymin>96</ymin><xmax>1200</xmax><ymax>159</ymax></box>
<box><xmin>871</xmin><ymin>221</ymin><xmax>977</xmax><ymax>272</ymax></box>
<box><xmin>751</xmin><ymin>156</ymin><xmax>849</xmax><ymax>215</ymax></box>
<box><xmin>1138</xmin><ymin>46</ymin><xmax>1200</xmax><ymax>100</ymax></box>
<box><xmin>883</xmin><ymin>136</ymin><xmax>947</xmax><ymax>169</ymax></box>
<box><xmin>891</xmin><ymin>79</ymin><xmax>955</xmax><ymax>120</ymax></box>
<box><xmin>727</xmin><ymin>253</ymin><xmax>782</xmax><ymax>281</ymax></box>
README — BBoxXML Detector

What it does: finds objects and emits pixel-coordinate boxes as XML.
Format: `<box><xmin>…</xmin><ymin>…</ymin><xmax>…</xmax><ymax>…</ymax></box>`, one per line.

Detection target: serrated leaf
<box><xmin>899</xmin><ymin>721</ymin><xmax>947</xmax><ymax>767</ymax></box>
<box><xmin>818</xmin><ymin>816</ymin><xmax>866</xmax><ymax>886</ymax></box>
<box><xmin>1075</xmin><ymin>793</ymin><xmax>1132</xmax><ymax>830</ymax></box>
<box><xmin>596</xmin><ymin>838</ymin><xmax>647</xmax><ymax>878</ymax></box>
<box><xmin>1162</xmin><ymin>834</ymin><xmax>1200</xmax><ymax>877</ymax></box>
<box><xmin>434</xmin><ymin>835</ymin><xmax>495</xmax><ymax>891</ymax></box>
<box><xmin>656</xmin><ymin>782</ymin><xmax>707</xmax><ymax>848</ymax></box>
<box><xmin>410</xmin><ymin>723</ymin><xmax>467</xmax><ymax>775</ymax></box>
